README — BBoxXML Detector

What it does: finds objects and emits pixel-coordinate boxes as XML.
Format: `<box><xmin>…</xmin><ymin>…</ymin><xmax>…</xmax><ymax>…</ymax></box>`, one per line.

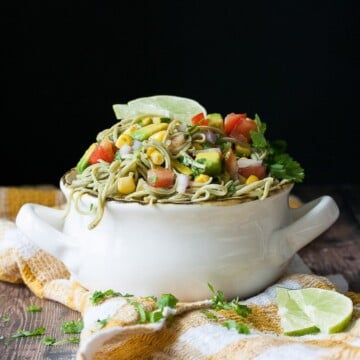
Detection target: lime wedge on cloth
<box><xmin>276</xmin><ymin>287</ymin><xmax>353</xmax><ymax>335</ymax></box>
<box><xmin>276</xmin><ymin>287</ymin><xmax>319</xmax><ymax>336</ymax></box>
<box><xmin>112</xmin><ymin>95</ymin><xmax>207</xmax><ymax>123</ymax></box>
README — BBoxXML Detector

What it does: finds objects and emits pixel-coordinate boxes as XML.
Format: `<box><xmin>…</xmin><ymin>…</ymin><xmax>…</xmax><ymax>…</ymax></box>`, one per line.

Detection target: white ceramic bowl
<box><xmin>16</xmin><ymin>175</ymin><xmax>339</xmax><ymax>301</ymax></box>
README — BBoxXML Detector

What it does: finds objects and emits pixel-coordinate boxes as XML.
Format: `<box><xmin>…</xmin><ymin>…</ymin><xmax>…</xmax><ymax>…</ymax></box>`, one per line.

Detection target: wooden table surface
<box><xmin>0</xmin><ymin>184</ymin><xmax>359</xmax><ymax>359</ymax></box>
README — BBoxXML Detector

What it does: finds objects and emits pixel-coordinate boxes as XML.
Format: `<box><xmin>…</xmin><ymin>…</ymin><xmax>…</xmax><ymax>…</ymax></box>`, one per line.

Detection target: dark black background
<box><xmin>2</xmin><ymin>1</ymin><xmax>359</xmax><ymax>186</ymax></box>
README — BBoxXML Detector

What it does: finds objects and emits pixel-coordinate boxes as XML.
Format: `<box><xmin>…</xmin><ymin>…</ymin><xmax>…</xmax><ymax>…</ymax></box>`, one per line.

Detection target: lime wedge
<box><xmin>112</xmin><ymin>95</ymin><xmax>207</xmax><ymax>123</ymax></box>
<box><xmin>287</xmin><ymin>288</ymin><xmax>353</xmax><ymax>334</ymax></box>
<box><xmin>276</xmin><ymin>287</ymin><xmax>353</xmax><ymax>335</ymax></box>
<box><xmin>276</xmin><ymin>287</ymin><xmax>319</xmax><ymax>336</ymax></box>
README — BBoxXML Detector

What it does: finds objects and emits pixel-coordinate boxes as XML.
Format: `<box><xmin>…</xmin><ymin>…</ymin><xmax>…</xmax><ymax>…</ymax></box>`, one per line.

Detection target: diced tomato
<box><xmin>224</xmin><ymin>148</ymin><xmax>239</xmax><ymax>179</ymax></box>
<box><xmin>230</xmin><ymin>117</ymin><xmax>258</xmax><ymax>142</ymax></box>
<box><xmin>224</xmin><ymin>113</ymin><xmax>246</xmax><ymax>135</ymax></box>
<box><xmin>89</xmin><ymin>136</ymin><xmax>116</xmax><ymax>164</ymax></box>
<box><xmin>238</xmin><ymin>165</ymin><xmax>267</xmax><ymax>179</ymax></box>
<box><xmin>191</xmin><ymin>112</ymin><xmax>208</xmax><ymax>126</ymax></box>
<box><xmin>147</xmin><ymin>168</ymin><xmax>175</xmax><ymax>188</ymax></box>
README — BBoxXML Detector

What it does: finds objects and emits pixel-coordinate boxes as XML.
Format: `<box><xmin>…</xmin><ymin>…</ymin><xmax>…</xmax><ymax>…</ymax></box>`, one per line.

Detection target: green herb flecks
<box><xmin>60</xmin><ymin>320</ymin><xmax>84</xmax><ymax>334</ymax></box>
<box><xmin>130</xmin><ymin>293</ymin><xmax>178</xmax><ymax>324</ymax></box>
<box><xmin>42</xmin><ymin>336</ymin><xmax>57</xmax><ymax>346</ymax></box>
<box><xmin>12</xmin><ymin>326</ymin><xmax>46</xmax><ymax>338</ymax></box>
<box><xmin>1</xmin><ymin>315</ymin><xmax>10</xmax><ymax>323</ymax></box>
<box><xmin>90</xmin><ymin>289</ymin><xmax>133</xmax><ymax>305</ymax></box>
<box><xmin>201</xmin><ymin>309</ymin><xmax>218</xmax><ymax>320</ymax></box>
<box><xmin>268</xmin><ymin>153</ymin><xmax>305</xmax><ymax>183</ymax></box>
<box><xmin>222</xmin><ymin>319</ymin><xmax>251</xmax><ymax>334</ymax></box>
<box><xmin>208</xmin><ymin>283</ymin><xmax>252</xmax><ymax>334</ymax></box>
<box><xmin>250</xmin><ymin>114</ymin><xmax>304</xmax><ymax>183</ymax></box>
<box><xmin>96</xmin><ymin>318</ymin><xmax>108</xmax><ymax>329</ymax></box>
<box><xmin>208</xmin><ymin>283</ymin><xmax>252</xmax><ymax>317</ymax></box>
<box><xmin>42</xmin><ymin>335</ymin><xmax>80</xmax><ymax>346</ymax></box>
<box><xmin>27</xmin><ymin>305</ymin><xmax>43</xmax><ymax>313</ymax></box>
<box><xmin>156</xmin><ymin>293</ymin><xmax>178</xmax><ymax>310</ymax></box>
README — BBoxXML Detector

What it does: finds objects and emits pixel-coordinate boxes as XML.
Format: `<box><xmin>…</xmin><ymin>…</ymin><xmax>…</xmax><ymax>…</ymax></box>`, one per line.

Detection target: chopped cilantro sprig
<box><xmin>250</xmin><ymin>114</ymin><xmax>305</xmax><ymax>183</ymax></box>
<box><xmin>60</xmin><ymin>320</ymin><xmax>83</xmax><ymax>334</ymax></box>
<box><xmin>129</xmin><ymin>293</ymin><xmax>179</xmax><ymax>324</ymax></box>
<box><xmin>27</xmin><ymin>305</ymin><xmax>43</xmax><ymax>313</ymax></box>
<box><xmin>11</xmin><ymin>326</ymin><xmax>46</xmax><ymax>338</ymax></box>
<box><xmin>90</xmin><ymin>289</ymin><xmax>133</xmax><ymax>305</ymax></box>
<box><xmin>207</xmin><ymin>283</ymin><xmax>252</xmax><ymax>334</ymax></box>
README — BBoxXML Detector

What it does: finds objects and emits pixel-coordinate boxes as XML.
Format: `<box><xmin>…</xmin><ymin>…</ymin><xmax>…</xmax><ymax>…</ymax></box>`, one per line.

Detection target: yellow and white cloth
<box><xmin>0</xmin><ymin>186</ymin><xmax>359</xmax><ymax>359</ymax></box>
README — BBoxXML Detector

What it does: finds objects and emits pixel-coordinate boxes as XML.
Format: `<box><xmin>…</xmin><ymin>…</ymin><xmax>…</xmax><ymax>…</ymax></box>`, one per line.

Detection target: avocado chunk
<box><xmin>76</xmin><ymin>143</ymin><xmax>97</xmax><ymax>173</ymax></box>
<box><xmin>206</xmin><ymin>113</ymin><xmax>224</xmax><ymax>131</ymax></box>
<box><xmin>195</xmin><ymin>151</ymin><xmax>222</xmax><ymax>176</ymax></box>
<box><xmin>235</xmin><ymin>142</ymin><xmax>251</xmax><ymax>156</ymax></box>
<box><xmin>131</xmin><ymin>123</ymin><xmax>169</xmax><ymax>141</ymax></box>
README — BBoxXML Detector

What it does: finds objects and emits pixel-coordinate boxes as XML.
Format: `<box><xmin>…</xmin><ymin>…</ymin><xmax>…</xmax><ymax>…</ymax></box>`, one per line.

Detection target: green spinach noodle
<box><xmin>65</xmin><ymin>112</ymin><xmax>298</xmax><ymax>229</ymax></box>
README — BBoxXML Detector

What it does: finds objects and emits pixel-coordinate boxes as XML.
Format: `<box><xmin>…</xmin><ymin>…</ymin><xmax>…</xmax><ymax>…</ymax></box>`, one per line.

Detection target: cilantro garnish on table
<box><xmin>207</xmin><ymin>283</ymin><xmax>252</xmax><ymax>334</ymax></box>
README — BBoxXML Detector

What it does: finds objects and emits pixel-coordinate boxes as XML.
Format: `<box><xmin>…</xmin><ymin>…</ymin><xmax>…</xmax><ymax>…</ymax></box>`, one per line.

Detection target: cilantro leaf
<box><xmin>27</xmin><ymin>305</ymin><xmax>43</xmax><ymax>313</ymax></box>
<box><xmin>60</xmin><ymin>320</ymin><xmax>83</xmax><ymax>334</ymax></box>
<box><xmin>129</xmin><ymin>293</ymin><xmax>178</xmax><ymax>325</ymax></box>
<box><xmin>222</xmin><ymin>320</ymin><xmax>250</xmax><ymax>334</ymax></box>
<box><xmin>42</xmin><ymin>336</ymin><xmax>56</xmax><ymax>346</ymax></box>
<box><xmin>1</xmin><ymin>315</ymin><xmax>10</xmax><ymax>323</ymax></box>
<box><xmin>268</xmin><ymin>154</ymin><xmax>304</xmax><ymax>182</ymax></box>
<box><xmin>201</xmin><ymin>309</ymin><xmax>218</xmax><ymax>320</ymax></box>
<box><xmin>96</xmin><ymin>318</ymin><xmax>108</xmax><ymax>329</ymax></box>
<box><xmin>250</xmin><ymin>130</ymin><xmax>267</xmax><ymax>149</ymax></box>
<box><xmin>131</xmin><ymin>301</ymin><xmax>163</xmax><ymax>324</ymax></box>
<box><xmin>250</xmin><ymin>114</ymin><xmax>305</xmax><ymax>183</ymax></box>
<box><xmin>156</xmin><ymin>293</ymin><xmax>178</xmax><ymax>310</ymax></box>
<box><xmin>12</xmin><ymin>326</ymin><xmax>46</xmax><ymax>338</ymax></box>
<box><xmin>208</xmin><ymin>283</ymin><xmax>252</xmax><ymax>317</ymax></box>
<box><xmin>90</xmin><ymin>289</ymin><xmax>132</xmax><ymax>305</ymax></box>
<box><xmin>43</xmin><ymin>336</ymin><xmax>80</xmax><ymax>346</ymax></box>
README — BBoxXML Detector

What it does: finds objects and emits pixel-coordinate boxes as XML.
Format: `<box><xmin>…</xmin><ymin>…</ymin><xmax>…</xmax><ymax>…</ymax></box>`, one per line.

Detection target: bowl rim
<box><xmin>61</xmin><ymin>168</ymin><xmax>294</xmax><ymax>207</ymax></box>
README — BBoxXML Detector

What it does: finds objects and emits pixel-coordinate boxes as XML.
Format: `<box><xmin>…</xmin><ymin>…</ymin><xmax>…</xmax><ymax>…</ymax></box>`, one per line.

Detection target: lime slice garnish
<box><xmin>112</xmin><ymin>95</ymin><xmax>207</xmax><ymax>123</ymax></box>
<box><xmin>276</xmin><ymin>287</ymin><xmax>353</xmax><ymax>335</ymax></box>
<box><xmin>288</xmin><ymin>287</ymin><xmax>353</xmax><ymax>334</ymax></box>
<box><xmin>276</xmin><ymin>287</ymin><xmax>319</xmax><ymax>336</ymax></box>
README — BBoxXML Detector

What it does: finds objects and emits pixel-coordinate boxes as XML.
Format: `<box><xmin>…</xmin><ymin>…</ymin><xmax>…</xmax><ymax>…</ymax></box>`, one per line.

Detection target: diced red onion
<box><xmin>237</xmin><ymin>158</ymin><xmax>262</xmax><ymax>168</ymax></box>
<box><xmin>178</xmin><ymin>122</ymin><xmax>187</xmax><ymax>132</ymax></box>
<box><xmin>204</xmin><ymin>130</ymin><xmax>217</xmax><ymax>144</ymax></box>
<box><xmin>171</xmin><ymin>133</ymin><xmax>186</xmax><ymax>148</ymax></box>
<box><xmin>176</xmin><ymin>173</ymin><xmax>190</xmax><ymax>193</ymax></box>
<box><xmin>132</xmin><ymin>139</ymin><xmax>142</xmax><ymax>151</ymax></box>
<box><xmin>120</xmin><ymin>144</ymin><xmax>132</xmax><ymax>157</ymax></box>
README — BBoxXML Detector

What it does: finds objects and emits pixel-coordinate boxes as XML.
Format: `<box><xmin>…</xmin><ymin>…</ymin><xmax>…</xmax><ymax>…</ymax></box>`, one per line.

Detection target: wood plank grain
<box><xmin>342</xmin><ymin>183</ymin><xmax>360</xmax><ymax>225</ymax></box>
<box><xmin>0</xmin><ymin>282</ymin><xmax>79</xmax><ymax>359</ymax></box>
<box><xmin>295</xmin><ymin>184</ymin><xmax>360</xmax><ymax>292</ymax></box>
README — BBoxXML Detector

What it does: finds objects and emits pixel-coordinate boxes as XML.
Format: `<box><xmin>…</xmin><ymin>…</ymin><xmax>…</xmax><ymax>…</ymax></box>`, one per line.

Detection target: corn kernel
<box><xmin>149</xmin><ymin>130</ymin><xmax>167</xmax><ymax>142</ymax></box>
<box><xmin>124</xmin><ymin>124</ymin><xmax>139</xmax><ymax>135</ymax></box>
<box><xmin>146</xmin><ymin>147</ymin><xmax>156</xmax><ymax>156</ymax></box>
<box><xmin>195</xmin><ymin>174</ymin><xmax>210</xmax><ymax>183</ymax></box>
<box><xmin>139</xmin><ymin>116</ymin><xmax>153</xmax><ymax>126</ymax></box>
<box><xmin>150</xmin><ymin>150</ymin><xmax>165</xmax><ymax>165</ymax></box>
<box><xmin>117</xmin><ymin>175</ymin><xmax>136</xmax><ymax>195</ymax></box>
<box><xmin>115</xmin><ymin>133</ymin><xmax>133</xmax><ymax>148</ymax></box>
<box><xmin>151</xmin><ymin>116</ymin><xmax>162</xmax><ymax>124</ymax></box>
<box><xmin>245</xmin><ymin>175</ymin><xmax>259</xmax><ymax>184</ymax></box>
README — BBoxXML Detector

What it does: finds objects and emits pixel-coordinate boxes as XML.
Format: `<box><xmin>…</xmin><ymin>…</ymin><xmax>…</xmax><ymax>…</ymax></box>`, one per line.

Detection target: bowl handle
<box><xmin>16</xmin><ymin>203</ymin><xmax>80</xmax><ymax>275</ymax></box>
<box><xmin>273</xmin><ymin>195</ymin><xmax>339</xmax><ymax>259</ymax></box>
